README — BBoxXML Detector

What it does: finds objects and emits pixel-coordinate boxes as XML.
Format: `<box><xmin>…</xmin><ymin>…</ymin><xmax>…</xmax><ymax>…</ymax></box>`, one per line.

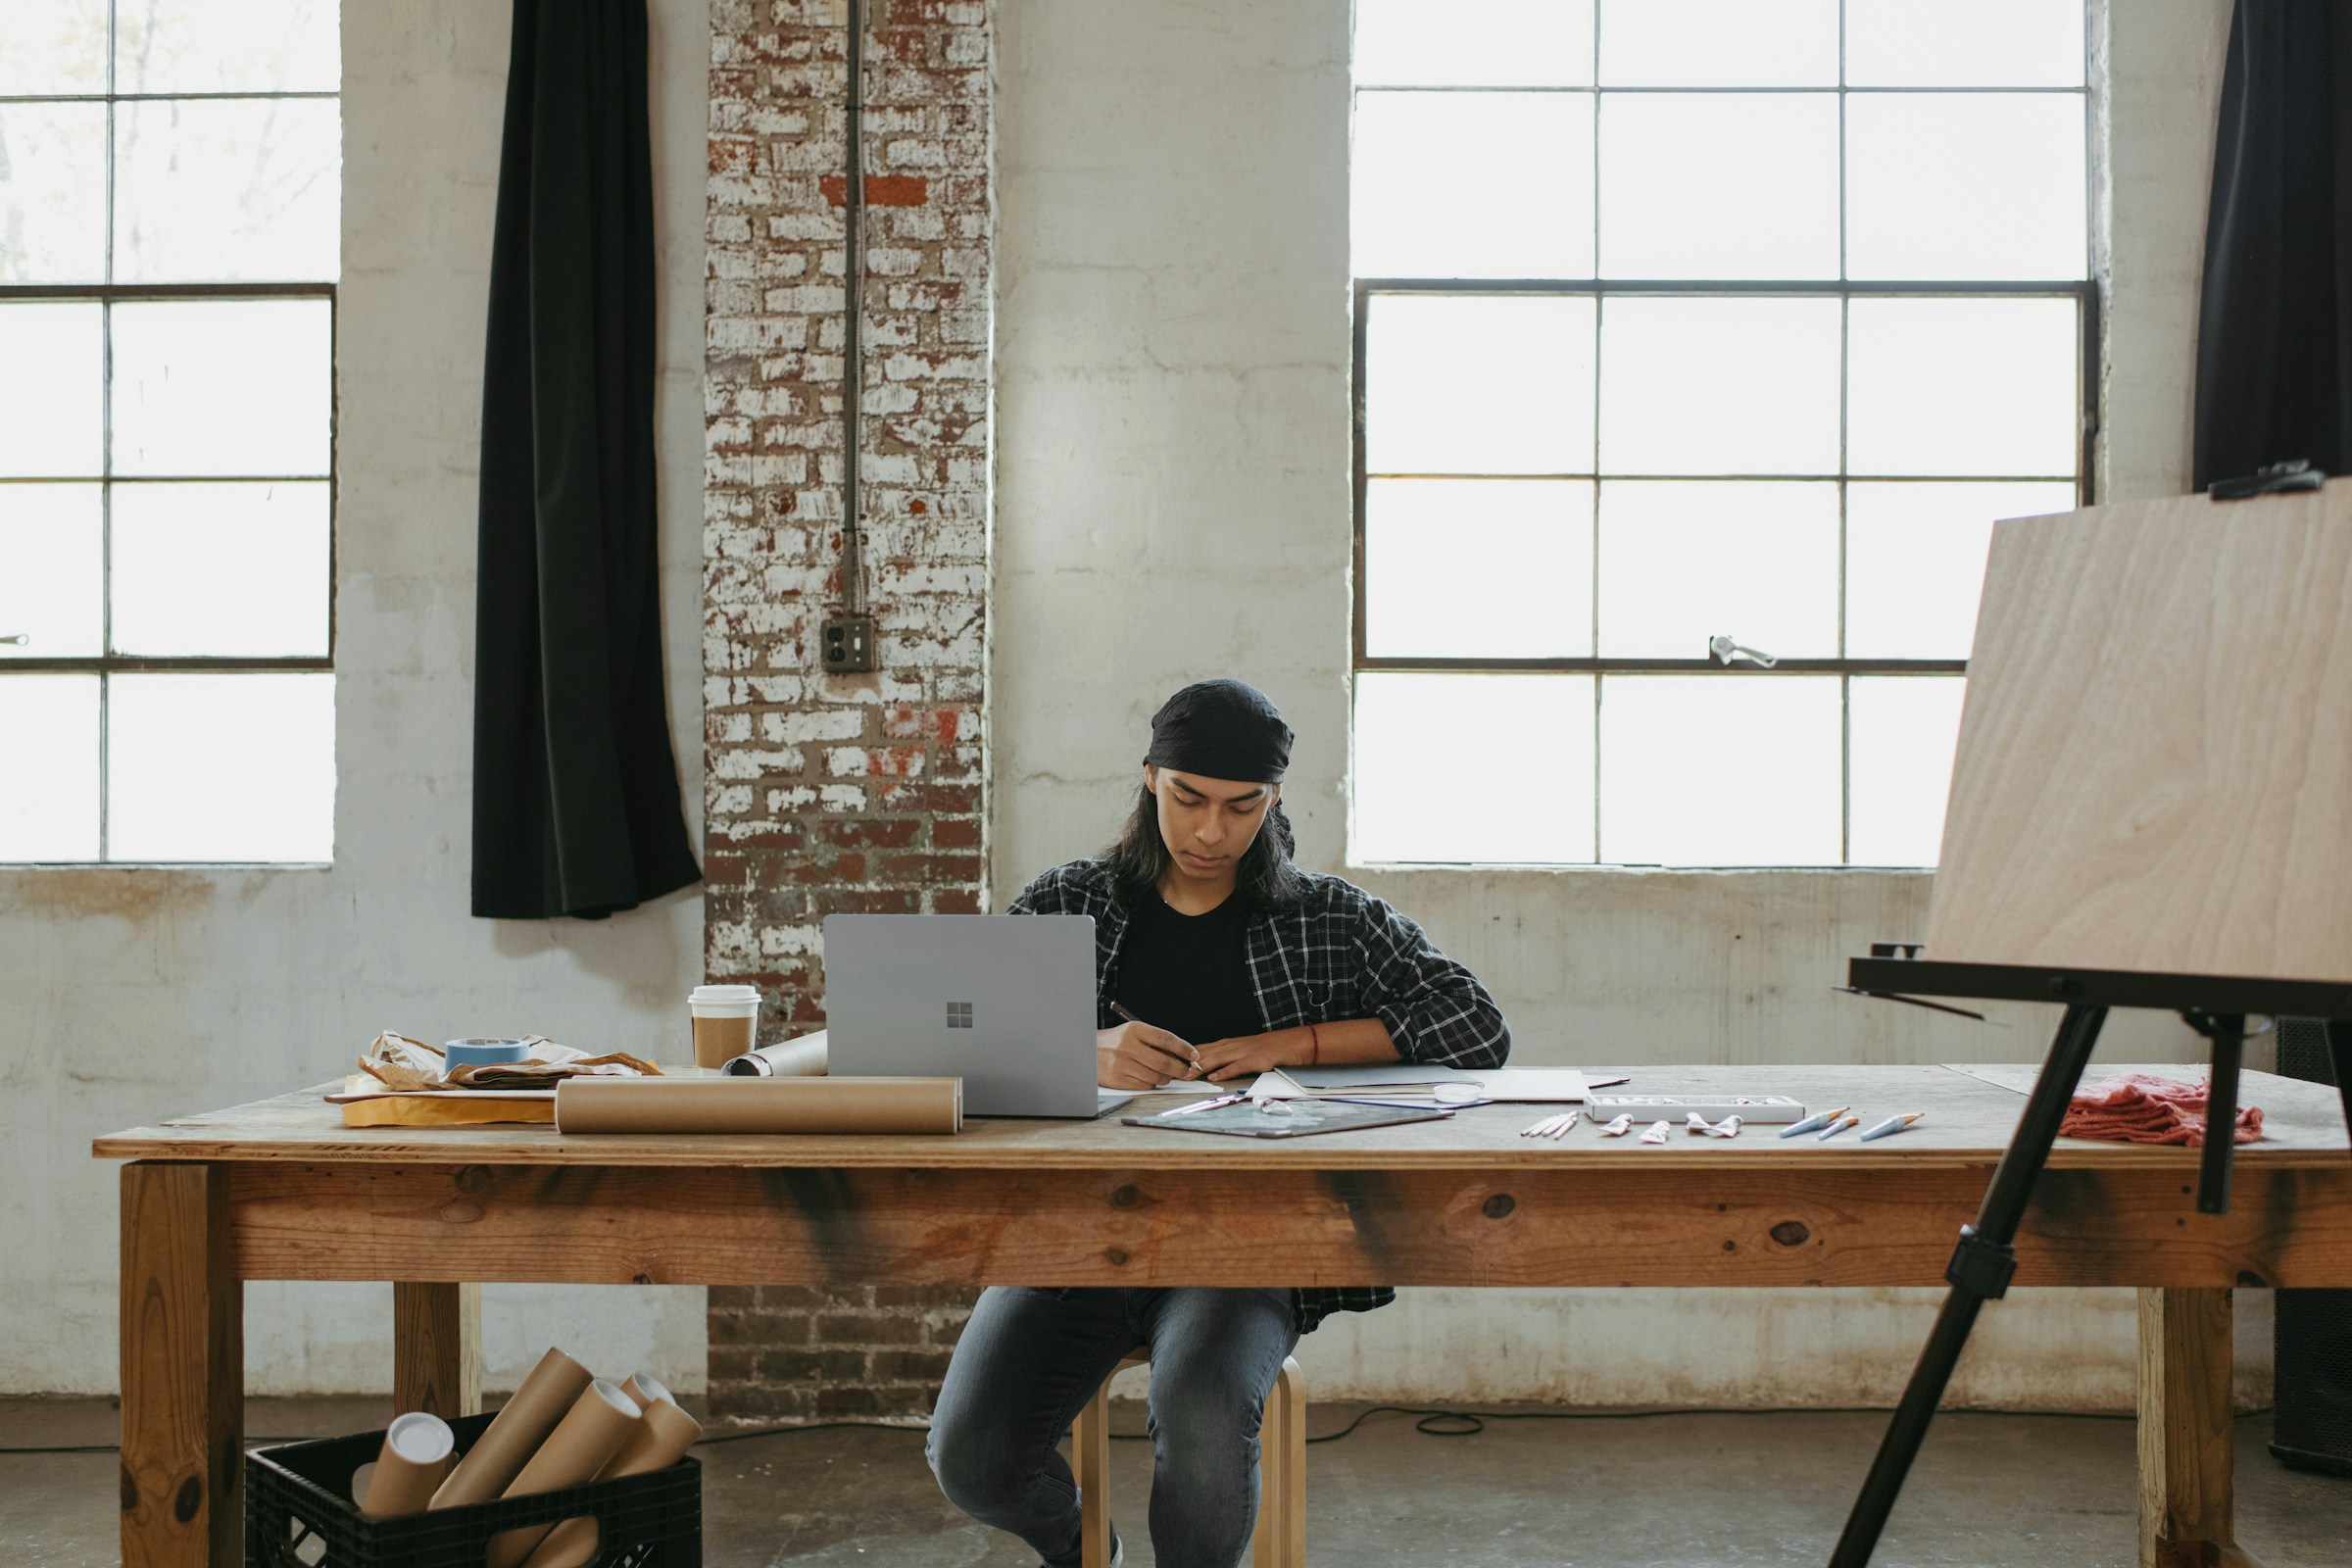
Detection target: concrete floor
<box><xmin>6</xmin><ymin>1397</ymin><xmax>2349</xmax><ymax>1566</ymax></box>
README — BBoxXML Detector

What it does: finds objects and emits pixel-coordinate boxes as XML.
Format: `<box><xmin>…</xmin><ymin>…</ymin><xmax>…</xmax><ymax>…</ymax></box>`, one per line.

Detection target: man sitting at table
<box><xmin>926</xmin><ymin>677</ymin><xmax>1511</xmax><ymax>1568</ymax></box>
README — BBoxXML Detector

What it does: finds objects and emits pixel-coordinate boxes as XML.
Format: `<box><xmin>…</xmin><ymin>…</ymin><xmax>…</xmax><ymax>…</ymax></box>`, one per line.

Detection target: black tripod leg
<box><xmin>2195</xmin><ymin>1014</ymin><xmax>2243</xmax><ymax>1215</ymax></box>
<box><xmin>2326</xmin><ymin>1020</ymin><xmax>2352</xmax><ymax>1153</ymax></box>
<box><xmin>1828</xmin><ymin>1003</ymin><xmax>2109</xmax><ymax>1568</ymax></box>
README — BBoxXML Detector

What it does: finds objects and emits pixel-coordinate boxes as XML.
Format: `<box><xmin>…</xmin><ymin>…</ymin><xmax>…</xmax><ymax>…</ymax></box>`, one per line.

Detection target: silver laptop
<box><xmin>822</xmin><ymin>914</ymin><xmax>1132</xmax><ymax>1117</ymax></box>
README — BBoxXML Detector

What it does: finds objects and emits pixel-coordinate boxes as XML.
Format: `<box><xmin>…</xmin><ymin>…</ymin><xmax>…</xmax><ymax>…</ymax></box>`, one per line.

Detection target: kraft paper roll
<box><xmin>359</xmin><ymin>1411</ymin><xmax>455</xmax><ymax>1518</ymax></box>
<box><xmin>516</xmin><ymin>1396</ymin><xmax>703</xmax><ymax>1568</ymax></box>
<box><xmin>429</xmin><ymin>1347</ymin><xmax>594</xmax><ymax>1509</ymax></box>
<box><xmin>719</xmin><ymin>1031</ymin><xmax>828</xmax><ymax>1077</ymax></box>
<box><xmin>556</xmin><ymin>1074</ymin><xmax>961</xmax><ymax>1135</ymax></box>
<box><xmin>485</xmin><ymin>1381</ymin><xmax>644</xmax><ymax>1568</ymax></box>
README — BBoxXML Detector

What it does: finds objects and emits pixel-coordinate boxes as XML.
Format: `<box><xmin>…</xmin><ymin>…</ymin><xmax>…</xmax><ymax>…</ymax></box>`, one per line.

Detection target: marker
<box><xmin>1859</xmin><ymin>1111</ymin><xmax>1925</xmax><ymax>1143</ymax></box>
<box><xmin>1815</xmin><ymin>1113</ymin><xmax>1862</xmax><ymax>1142</ymax></box>
<box><xmin>1780</xmin><ymin>1105</ymin><xmax>1849</xmax><ymax>1139</ymax></box>
<box><xmin>1158</xmin><ymin>1093</ymin><xmax>1245</xmax><ymax>1118</ymax></box>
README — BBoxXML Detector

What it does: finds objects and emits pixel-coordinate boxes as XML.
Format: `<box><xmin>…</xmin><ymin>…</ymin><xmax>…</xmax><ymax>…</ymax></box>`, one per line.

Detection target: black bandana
<box><xmin>1143</xmin><ymin>679</ymin><xmax>1294</xmax><ymax>784</ymax></box>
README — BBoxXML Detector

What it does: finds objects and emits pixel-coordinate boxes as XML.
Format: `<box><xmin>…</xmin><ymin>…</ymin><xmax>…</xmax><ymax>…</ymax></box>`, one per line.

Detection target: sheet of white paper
<box><xmin>1254</xmin><ymin>1066</ymin><xmax>1589</xmax><ymax>1102</ymax></box>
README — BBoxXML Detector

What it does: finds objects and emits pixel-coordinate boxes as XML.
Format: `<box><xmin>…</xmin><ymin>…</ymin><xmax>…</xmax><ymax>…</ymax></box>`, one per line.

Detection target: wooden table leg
<box><xmin>121</xmin><ymin>1161</ymin><xmax>241</xmax><ymax>1568</ymax></box>
<box><xmin>2139</xmin><ymin>1287</ymin><xmax>2267</xmax><ymax>1568</ymax></box>
<box><xmin>393</xmin><ymin>1282</ymin><xmax>482</xmax><ymax>1420</ymax></box>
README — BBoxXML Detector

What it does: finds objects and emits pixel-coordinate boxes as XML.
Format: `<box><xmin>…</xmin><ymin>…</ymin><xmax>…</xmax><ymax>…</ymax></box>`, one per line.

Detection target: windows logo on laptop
<box><xmin>946</xmin><ymin>1001</ymin><xmax>974</xmax><ymax>1030</ymax></box>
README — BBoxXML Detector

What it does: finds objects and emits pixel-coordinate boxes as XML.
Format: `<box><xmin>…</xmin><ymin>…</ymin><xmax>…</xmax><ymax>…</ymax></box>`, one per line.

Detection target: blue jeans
<box><xmin>927</xmin><ymin>1286</ymin><xmax>1299</xmax><ymax>1568</ymax></box>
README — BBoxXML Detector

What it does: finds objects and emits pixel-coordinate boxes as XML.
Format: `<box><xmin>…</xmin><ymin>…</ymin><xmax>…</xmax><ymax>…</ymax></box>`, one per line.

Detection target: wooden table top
<box><xmin>92</xmin><ymin>1064</ymin><xmax>2350</xmax><ymax>1172</ymax></box>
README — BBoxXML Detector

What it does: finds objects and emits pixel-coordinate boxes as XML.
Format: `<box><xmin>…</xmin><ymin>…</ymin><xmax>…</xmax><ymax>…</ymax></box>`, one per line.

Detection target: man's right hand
<box><xmin>1096</xmin><ymin>1020</ymin><xmax>1200</xmax><ymax>1090</ymax></box>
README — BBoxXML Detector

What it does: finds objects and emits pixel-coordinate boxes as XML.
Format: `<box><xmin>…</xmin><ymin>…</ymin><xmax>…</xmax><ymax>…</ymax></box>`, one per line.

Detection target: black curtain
<box><xmin>471</xmin><ymin>0</ymin><xmax>700</xmax><ymax>918</ymax></box>
<box><xmin>2192</xmin><ymin>0</ymin><xmax>2352</xmax><ymax>490</ymax></box>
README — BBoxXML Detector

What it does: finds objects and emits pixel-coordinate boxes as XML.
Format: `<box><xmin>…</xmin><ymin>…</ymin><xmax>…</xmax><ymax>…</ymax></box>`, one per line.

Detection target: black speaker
<box><xmin>2272</xmin><ymin>1019</ymin><xmax>2352</xmax><ymax>1476</ymax></box>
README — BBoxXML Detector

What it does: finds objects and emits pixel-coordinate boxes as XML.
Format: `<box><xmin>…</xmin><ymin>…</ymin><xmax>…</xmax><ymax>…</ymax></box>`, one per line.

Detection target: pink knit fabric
<box><xmin>2060</xmin><ymin>1073</ymin><xmax>2264</xmax><ymax>1147</ymax></box>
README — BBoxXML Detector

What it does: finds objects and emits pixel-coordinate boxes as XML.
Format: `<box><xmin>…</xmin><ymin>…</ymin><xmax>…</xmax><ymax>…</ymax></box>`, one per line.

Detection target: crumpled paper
<box><xmin>358</xmin><ymin>1031</ymin><xmax>662</xmax><ymax>1093</ymax></box>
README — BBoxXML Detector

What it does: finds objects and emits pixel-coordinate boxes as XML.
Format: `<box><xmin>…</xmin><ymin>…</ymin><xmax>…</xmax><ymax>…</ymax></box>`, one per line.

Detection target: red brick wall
<box><xmin>703</xmin><ymin>0</ymin><xmax>991</xmax><ymax>1424</ymax></box>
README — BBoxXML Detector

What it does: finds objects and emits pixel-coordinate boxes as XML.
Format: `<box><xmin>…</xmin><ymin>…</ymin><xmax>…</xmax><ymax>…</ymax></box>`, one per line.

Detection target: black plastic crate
<box><xmin>246</xmin><ymin>1410</ymin><xmax>701</xmax><ymax>1568</ymax></box>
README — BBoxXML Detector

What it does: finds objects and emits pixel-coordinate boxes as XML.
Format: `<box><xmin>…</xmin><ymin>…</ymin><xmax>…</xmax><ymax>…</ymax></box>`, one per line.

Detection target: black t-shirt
<box><xmin>1112</xmin><ymin>890</ymin><xmax>1263</xmax><ymax>1047</ymax></box>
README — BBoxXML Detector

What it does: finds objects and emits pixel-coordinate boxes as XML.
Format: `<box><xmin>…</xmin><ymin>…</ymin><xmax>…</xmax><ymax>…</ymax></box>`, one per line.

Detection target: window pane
<box><xmin>1848</xmin><ymin>297</ymin><xmax>2078</xmax><ymax>476</ymax></box>
<box><xmin>1355</xmin><ymin>0</ymin><xmax>1593</xmax><ymax>87</ymax></box>
<box><xmin>1598</xmin><ymin>93</ymin><xmax>1838</xmax><ymax>279</ymax></box>
<box><xmin>111</xmin><ymin>299</ymin><xmax>333</xmax><ymax>476</ymax></box>
<box><xmin>1597</xmin><ymin>480</ymin><xmax>1837</xmax><ymax>658</ymax></box>
<box><xmin>115</xmin><ymin>0</ymin><xmax>340</xmax><ymax>94</ymax></box>
<box><xmin>1599</xmin><ymin>296</ymin><xmax>1839</xmax><ymax>474</ymax></box>
<box><xmin>1598</xmin><ymin>674</ymin><xmax>1840</xmax><ymax>864</ymax></box>
<box><xmin>1365</xmin><ymin>478</ymin><xmax>1592</xmax><ymax>658</ymax></box>
<box><xmin>1845</xmin><ymin>0</ymin><xmax>2084</xmax><ymax>87</ymax></box>
<box><xmin>1600</xmin><ymin>0</ymin><xmax>1837</xmax><ymax>87</ymax></box>
<box><xmin>0</xmin><ymin>673</ymin><xmax>100</xmax><ymax>861</ymax></box>
<box><xmin>1365</xmin><ymin>294</ymin><xmax>1596</xmax><ymax>474</ymax></box>
<box><xmin>114</xmin><ymin>99</ymin><xmax>342</xmax><ymax>283</ymax></box>
<box><xmin>108</xmin><ymin>673</ymin><xmax>335</xmax><ymax>861</ymax></box>
<box><xmin>111</xmin><ymin>482</ymin><xmax>331</xmax><ymax>657</ymax></box>
<box><xmin>0</xmin><ymin>104</ymin><xmax>107</xmax><ymax>282</ymax></box>
<box><xmin>1353</xmin><ymin>92</ymin><xmax>1593</xmax><ymax>279</ymax></box>
<box><xmin>1848</xmin><ymin>675</ymin><xmax>1966</xmax><ymax>866</ymax></box>
<box><xmin>1845</xmin><ymin>480</ymin><xmax>2076</xmax><ymax>659</ymax></box>
<box><xmin>0</xmin><ymin>483</ymin><xmax>103</xmax><ymax>659</ymax></box>
<box><xmin>0</xmin><ymin>302</ymin><xmax>102</xmax><ymax>476</ymax></box>
<box><xmin>1847</xmin><ymin>94</ymin><xmax>2087</xmax><ymax>280</ymax></box>
<box><xmin>1354</xmin><ymin>673</ymin><xmax>1593</xmax><ymax>862</ymax></box>
<box><xmin>0</xmin><ymin>0</ymin><xmax>110</xmax><ymax>95</ymax></box>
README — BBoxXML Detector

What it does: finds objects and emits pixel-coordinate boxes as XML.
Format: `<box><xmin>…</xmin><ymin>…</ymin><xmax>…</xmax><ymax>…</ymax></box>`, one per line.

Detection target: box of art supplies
<box><xmin>245</xmin><ymin>1409</ymin><xmax>700</xmax><ymax>1568</ymax></box>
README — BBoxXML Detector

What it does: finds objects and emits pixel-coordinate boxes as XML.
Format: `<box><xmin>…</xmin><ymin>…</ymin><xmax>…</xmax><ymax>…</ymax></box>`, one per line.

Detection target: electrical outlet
<box><xmin>821</xmin><ymin>613</ymin><xmax>875</xmax><ymax>674</ymax></box>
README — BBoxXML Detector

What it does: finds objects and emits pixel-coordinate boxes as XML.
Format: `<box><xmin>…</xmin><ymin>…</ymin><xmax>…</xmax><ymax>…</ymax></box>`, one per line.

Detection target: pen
<box><xmin>1780</xmin><ymin>1104</ymin><xmax>1850</xmax><ymax>1139</ymax></box>
<box><xmin>1815</xmin><ymin>1113</ymin><xmax>1862</xmax><ymax>1142</ymax></box>
<box><xmin>1111</xmin><ymin>1002</ymin><xmax>1200</xmax><ymax>1075</ymax></box>
<box><xmin>1859</xmin><ymin>1110</ymin><xmax>1925</xmax><ymax>1143</ymax></box>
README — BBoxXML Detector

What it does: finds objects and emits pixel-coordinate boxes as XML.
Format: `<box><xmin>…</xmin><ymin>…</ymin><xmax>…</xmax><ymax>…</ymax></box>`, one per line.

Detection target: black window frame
<box><xmin>1348</xmin><ymin>13</ymin><xmax>2100</xmax><ymax>867</ymax></box>
<box><xmin>0</xmin><ymin>13</ymin><xmax>339</xmax><ymax>864</ymax></box>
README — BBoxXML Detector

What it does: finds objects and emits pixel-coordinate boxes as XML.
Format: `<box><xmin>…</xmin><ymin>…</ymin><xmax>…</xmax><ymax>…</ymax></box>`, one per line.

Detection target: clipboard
<box><xmin>1121</xmin><ymin>1100</ymin><xmax>1451</xmax><ymax>1139</ymax></box>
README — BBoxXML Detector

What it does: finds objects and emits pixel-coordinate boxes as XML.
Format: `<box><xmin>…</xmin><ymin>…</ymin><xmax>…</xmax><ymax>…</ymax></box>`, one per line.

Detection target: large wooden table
<box><xmin>97</xmin><ymin>1063</ymin><xmax>2352</xmax><ymax>1568</ymax></box>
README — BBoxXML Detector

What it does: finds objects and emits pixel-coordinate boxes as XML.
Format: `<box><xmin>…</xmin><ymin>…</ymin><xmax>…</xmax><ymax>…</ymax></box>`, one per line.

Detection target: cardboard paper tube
<box><xmin>428</xmin><ymin>1347</ymin><xmax>594</xmax><ymax>1509</ymax></box>
<box><xmin>719</xmin><ymin>1031</ymin><xmax>828</xmax><ymax>1077</ymax></box>
<box><xmin>516</xmin><ymin>1396</ymin><xmax>703</xmax><ymax>1568</ymax></box>
<box><xmin>618</xmin><ymin>1371</ymin><xmax>675</xmax><ymax>1410</ymax></box>
<box><xmin>358</xmin><ymin>1411</ymin><xmax>455</xmax><ymax>1518</ymax></box>
<box><xmin>556</xmin><ymin>1075</ymin><xmax>961</xmax><ymax>1135</ymax></box>
<box><xmin>485</xmin><ymin>1381</ymin><xmax>644</xmax><ymax>1568</ymax></box>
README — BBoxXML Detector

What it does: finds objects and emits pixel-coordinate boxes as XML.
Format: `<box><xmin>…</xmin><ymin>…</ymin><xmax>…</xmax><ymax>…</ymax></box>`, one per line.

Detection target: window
<box><xmin>1349</xmin><ymin>0</ymin><xmax>2091</xmax><ymax>868</ymax></box>
<box><xmin>0</xmin><ymin>0</ymin><xmax>339</xmax><ymax>863</ymax></box>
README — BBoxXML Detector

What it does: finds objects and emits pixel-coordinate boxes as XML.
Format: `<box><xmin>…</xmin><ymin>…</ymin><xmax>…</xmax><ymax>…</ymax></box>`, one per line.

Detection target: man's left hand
<box><xmin>1195</xmin><ymin>1031</ymin><xmax>1303</xmax><ymax>1083</ymax></box>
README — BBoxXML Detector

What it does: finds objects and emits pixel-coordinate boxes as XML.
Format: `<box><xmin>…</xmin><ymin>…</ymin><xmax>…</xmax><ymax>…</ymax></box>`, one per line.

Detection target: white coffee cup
<box><xmin>688</xmin><ymin>984</ymin><xmax>762</xmax><ymax>1069</ymax></box>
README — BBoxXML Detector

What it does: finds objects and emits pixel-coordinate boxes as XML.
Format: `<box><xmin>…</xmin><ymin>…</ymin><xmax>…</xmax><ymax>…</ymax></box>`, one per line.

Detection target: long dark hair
<box><xmin>1104</xmin><ymin>780</ymin><xmax>1305</xmax><ymax>909</ymax></box>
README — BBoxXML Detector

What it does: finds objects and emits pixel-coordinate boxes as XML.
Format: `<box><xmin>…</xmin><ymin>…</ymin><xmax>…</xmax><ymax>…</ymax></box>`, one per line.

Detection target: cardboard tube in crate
<box><xmin>556</xmin><ymin>1075</ymin><xmax>961</xmax><ymax>1135</ymax></box>
<box><xmin>517</xmin><ymin>1393</ymin><xmax>703</xmax><ymax>1568</ymax></box>
<box><xmin>429</xmin><ymin>1347</ymin><xmax>594</xmax><ymax>1509</ymax></box>
<box><xmin>358</xmin><ymin>1411</ymin><xmax>455</xmax><ymax>1518</ymax></box>
<box><xmin>485</xmin><ymin>1380</ymin><xmax>644</xmax><ymax>1568</ymax></box>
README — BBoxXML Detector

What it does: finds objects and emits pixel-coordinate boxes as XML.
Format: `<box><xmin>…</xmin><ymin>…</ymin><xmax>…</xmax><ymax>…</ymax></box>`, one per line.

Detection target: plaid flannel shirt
<box><xmin>1009</xmin><ymin>856</ymin><xmax>1511</xmax><ymax>1333</ymax></box>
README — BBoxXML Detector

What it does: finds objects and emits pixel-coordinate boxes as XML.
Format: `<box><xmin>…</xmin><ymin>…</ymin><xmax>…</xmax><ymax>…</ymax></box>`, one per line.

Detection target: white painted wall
<box><xmin>0</xmin><ymin>0</ymin><xmax>713</xmax><ymax>1396</ymax></box>
<box><xmin>994</xmin><ymin>0</ymin><xmax>2253</xmax><ymax>1409</ymax></box>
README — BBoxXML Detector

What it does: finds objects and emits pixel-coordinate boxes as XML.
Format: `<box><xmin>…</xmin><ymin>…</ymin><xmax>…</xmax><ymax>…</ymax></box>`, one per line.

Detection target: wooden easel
<box><xmin>1831</xmin><ymin>479</ymin><xmax>2352</xmax><ymax>1567</ymax></box>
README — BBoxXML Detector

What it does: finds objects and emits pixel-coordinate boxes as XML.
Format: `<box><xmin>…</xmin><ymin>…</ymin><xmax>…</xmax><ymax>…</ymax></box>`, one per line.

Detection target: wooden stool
<box><xmin>1070</xmin><ymin>1351</ymin><xmax>1306</xmax><ymax>1568</ymax></box>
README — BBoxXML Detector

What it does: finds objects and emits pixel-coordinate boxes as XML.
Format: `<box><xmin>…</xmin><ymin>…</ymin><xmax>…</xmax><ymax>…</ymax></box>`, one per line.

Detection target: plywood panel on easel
<box><xmin>1925</xmin><ymin>479</ymin><xmax>2352</xmax><ymax>983</ymax></box>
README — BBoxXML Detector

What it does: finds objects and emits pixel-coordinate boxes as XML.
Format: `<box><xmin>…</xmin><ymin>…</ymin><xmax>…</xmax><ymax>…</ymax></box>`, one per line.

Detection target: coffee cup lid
<box><xmin>689</xmin><ymin>985</ymin><xmax>762</xmax><ymax>1004</ymax></box>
